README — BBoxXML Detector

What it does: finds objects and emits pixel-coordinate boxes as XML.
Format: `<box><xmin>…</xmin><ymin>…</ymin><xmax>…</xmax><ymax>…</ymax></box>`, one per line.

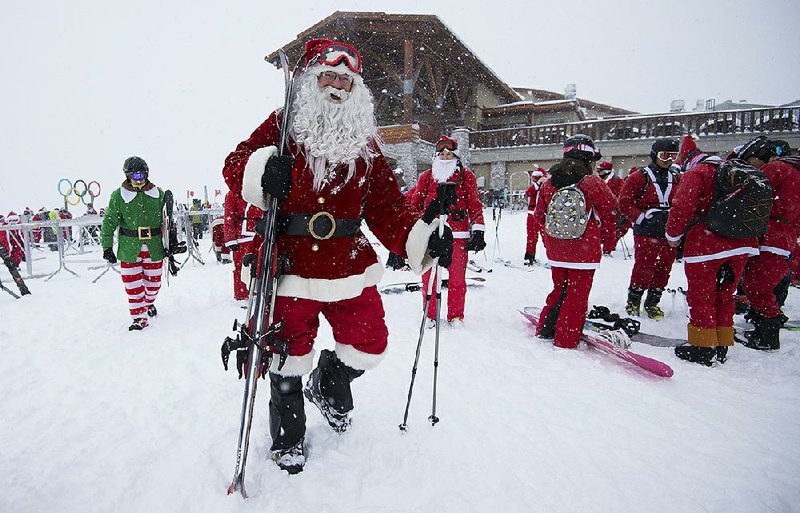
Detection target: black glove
<box><xmin>385</xmin><ymin>252</ymin><xmax>407</xmax><ymax>270</ymax></box>
<box><xmin>261</xmin><ymin>154</ymin><xmax>293</xmax><ymax>200</ymax></box>
<box><xmin>427</xmin><ymin>225</ymin><xmax>454</xmax><ymax>268</ymax></box>
<box><xmin>421</xmin><ymin>183</ymin><xmax>458</xmax><ymax>224</ymax></box>
<box><xmin>466</xmin><ymin>230</ymin><xmax>486</xmax><ymax>252</ymax></box>
<box><xmin>228</xmin><ymin>243</ymin><xmax>240</xmax><ymax>253</ymax></box>
<box><xmin>103</xmin><ymin>248</ymin><xmax>117</xmax><ymax>264</ymax></box>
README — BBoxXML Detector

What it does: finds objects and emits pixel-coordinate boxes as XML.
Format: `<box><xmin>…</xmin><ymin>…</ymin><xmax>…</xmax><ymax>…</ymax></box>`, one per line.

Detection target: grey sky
<box><xmin>1</xmin><ymin>0</ymin><xmax>797</xmax><ymax>211</ymax></box>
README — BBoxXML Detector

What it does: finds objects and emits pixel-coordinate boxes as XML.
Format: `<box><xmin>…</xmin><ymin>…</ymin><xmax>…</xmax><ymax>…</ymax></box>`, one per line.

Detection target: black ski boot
<box><xmin>268</xmin><ymin>373</ymin><xmax>306</xmax><ymax>474</ymax></box>
<box><xmin>625</xmin><ymin>287</ymin><xmax>644</xmax><ymax>317</ymax></box>
<box><xmin>524</xmin><ymin>252</ymin><xmax>536</xmax><ymax>266</ymax></box>
<box><xmin>674</xmin><ymin>344</ymin><xmax>716</xmax><ymax>366</ymax></box>
<box><xmin>741</xmin><ymin>315</ymin><xmax>781</xmax><ymax>351</ymax></box>
<box><xmin>537</xmin><ymin>283</ymin><xmax>567</xmax><ymax>339</ymax></box>
<box><xmin>643</xmin><ymin>288</ymin><xmax>665</xmax><ymax>320</ymax></box>
<box><xmin>147</xmin><ymin>304</ymin><xmax>158</xmax><ymax>317</ymax></box>
<box><xmin>715</xmin><ymin>346</ymin><xmax>728</xmax><ymax>364</ymax></box>
<box><xmin>304</xmin><ymin>349</ymin><xmax>364</xmax><ymax>434</ymax></box>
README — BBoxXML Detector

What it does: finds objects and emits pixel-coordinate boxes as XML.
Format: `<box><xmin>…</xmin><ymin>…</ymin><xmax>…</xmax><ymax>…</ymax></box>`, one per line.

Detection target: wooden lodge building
<box><xmin>267</xmin><ymin>11</ymin><xmax>800</xmax><ymax>193</ymax></box>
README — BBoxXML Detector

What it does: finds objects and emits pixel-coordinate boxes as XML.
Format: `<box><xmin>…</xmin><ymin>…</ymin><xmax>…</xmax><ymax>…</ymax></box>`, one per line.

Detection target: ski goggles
<box><xmin>435</xmin><ymin>138</ymin><xmax>458</xmax><ymax>153</ymax></box>
<box><xmin>312</xmin><ymin>42</ymin><xmax>362</xmax><ymax>74</ymax></box>
<box><xmin>129</xmin><ymin>170</ymin><xmax>148</xmax><ymax>181</ymax></box>
<box><xmin>656</xmin><ymin>151</ymin><xmax>679</xmax><ymax>162</ymax></box>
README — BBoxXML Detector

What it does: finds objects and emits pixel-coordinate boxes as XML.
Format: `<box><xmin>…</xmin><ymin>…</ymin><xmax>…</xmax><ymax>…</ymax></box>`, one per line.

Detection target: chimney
<box><xmin>564</xmin><ymin>84</ymin><xmax>576</xmax><ymax>100</ymax></box>
<box><xmin>669</xmin><ymin>99</ymin><xmax>685</xmax><ymax>113</ymax></box>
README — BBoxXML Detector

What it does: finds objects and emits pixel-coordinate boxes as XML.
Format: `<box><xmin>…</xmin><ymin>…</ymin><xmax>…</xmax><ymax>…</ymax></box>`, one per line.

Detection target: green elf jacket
<box><xmin>101</xmin><ymin>182</ymin><xmax>165</xmax><ymax>263</ymax></box>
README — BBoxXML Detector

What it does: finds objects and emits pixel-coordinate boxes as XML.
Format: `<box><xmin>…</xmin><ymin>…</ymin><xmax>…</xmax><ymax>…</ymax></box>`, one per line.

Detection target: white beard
<box><xmin>432</xmin><ymin>158</ymin><xmax>458</xmax><ymax>182</ymax></box>
<box><xmin>290</xmin><ymin>68</ymin><xmax>379</xmax><ymax>191</ymax></box>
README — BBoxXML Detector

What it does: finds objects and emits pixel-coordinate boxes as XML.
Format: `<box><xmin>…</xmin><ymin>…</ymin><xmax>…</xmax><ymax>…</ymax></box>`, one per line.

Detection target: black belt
<box><xmin>277</xmin><ymin>213</ymin><xmax>361</xmax><ymax>240</ymax></box>
<box><xmin>119</xmin><ymin>226</ymin><xmax>162</xmax><ymax>240</ymax></box>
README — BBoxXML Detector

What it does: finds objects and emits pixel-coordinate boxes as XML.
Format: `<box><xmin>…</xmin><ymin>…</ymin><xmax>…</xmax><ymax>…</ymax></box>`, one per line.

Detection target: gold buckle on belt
<box><xmin>308</xmin><ymin>212</ymin><xmax>336</xmax><ymax>240</ymax></box>
<box><xmin>137</xmin><ymin>227</ymin><xmax>152</xmax><ymax>240</ymax></box>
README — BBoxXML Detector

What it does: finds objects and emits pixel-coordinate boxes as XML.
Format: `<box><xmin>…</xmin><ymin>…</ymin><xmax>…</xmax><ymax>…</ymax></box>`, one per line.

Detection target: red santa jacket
<box><xmin>618</xmin><ymin>165</ymin><xmax>679</xmax><ymax>230</ymax></box>
<box><xmin>222</xmin><ymin>110</ymin><xmax>426</xmax><ymax>302</ymax></box>
<box><xmin>756</xmin><ymin>159</ymin><xmax>800</xmax><ymax>256</ymax></box>
<box><xmin>223</xmin><ymin>190</ymin><xmax>263</xmax><ymax>248</ymax></box>
<box><xmin>524</xmin><ymin>183</ymin><xmax>540</xmax><ymax>210</ymax></box>
<box><xmin>406</xmin><ymin>165</ymin><xmax>485</xmax><ymax>239</ymax></box>
<box><xmin>533</xmin><ymin>175</ymin><xmax>617</xmax><ymax>269</ymax></box>
<box><xmin>665</xmin><ymin>162</ymin><xmax>759</xmax><ymax>263</ymax></box>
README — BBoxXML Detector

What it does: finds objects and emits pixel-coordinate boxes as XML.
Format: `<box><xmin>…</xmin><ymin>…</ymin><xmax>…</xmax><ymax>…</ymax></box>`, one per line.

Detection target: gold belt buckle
<box><xmin>138</xmin><ymin>227</ymin><xmax>152</xmax><ymax>240</ymax></box>
<box><xmin>308</xmin><ymin>212</ymin><xmax>336</xmax><ymax>240</ymax></box>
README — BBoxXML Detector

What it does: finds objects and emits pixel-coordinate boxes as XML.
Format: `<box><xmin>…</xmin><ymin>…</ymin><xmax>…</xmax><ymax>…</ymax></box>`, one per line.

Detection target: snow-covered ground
<box><xmin>1</xmin><ymin>211</ymin><xmax>799</xmax><ymax>513</ymax></box>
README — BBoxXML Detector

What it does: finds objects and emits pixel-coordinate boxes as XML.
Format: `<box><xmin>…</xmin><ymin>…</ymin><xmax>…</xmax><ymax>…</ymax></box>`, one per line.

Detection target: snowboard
<box><xmin>162</xmin><ymin>190</ymin><xmax>184</xmax><ymax>278</ymax></box>
<box><xmin>380</xmin><ymin>276</ymin><xmax>486</xmax><ymax>294</ymax></box>
<box><xmin>0</xmin><ymin>241</ymin><xmax>30</xmax><ymax>296</ymax></box>
<box><xmin>520</xmin><ymin>306</ymin><xmax>674</xmax><ymax>378</ymax></box>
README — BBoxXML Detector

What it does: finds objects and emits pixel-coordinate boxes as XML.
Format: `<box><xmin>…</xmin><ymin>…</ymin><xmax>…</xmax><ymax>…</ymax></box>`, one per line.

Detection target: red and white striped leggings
<box><xmin>120</xmin><ymin>244</ymin><xmax>163</xmax><ymax>319</ymax></box>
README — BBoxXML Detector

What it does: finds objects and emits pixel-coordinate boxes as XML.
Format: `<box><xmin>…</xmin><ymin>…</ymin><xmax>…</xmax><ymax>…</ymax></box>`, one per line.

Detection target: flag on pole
<box><xmin>215</xmin><ymin>189</ymin><xmax>222</xmax><ymax>197</ymax></box>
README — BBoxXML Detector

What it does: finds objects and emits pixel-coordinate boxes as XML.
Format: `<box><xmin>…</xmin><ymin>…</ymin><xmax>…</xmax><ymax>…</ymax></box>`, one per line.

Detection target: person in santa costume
<box><xmin>533</xmin><ymin>135</ymin><xmax>617</xmax><ymax>348</ymax></box>
<box><xmin>665</xmin><ymin>135</ymin><xmax>757</xmax><ymax>365</ymax></box>
<box><xmin>618</xmin><ymin>138</ymin><xmax>681</xmax><ymax>319</ymax></box>
<box><xmin>595</xmin><ymin>161</ymin><xmax>625</xmax><ymax>254</ymax></box>
<box><xmin>523</xmin><ymin>167</ymin><xmax>546</xmax><ymax>265</ymax></box>
<box><xmin>406</xmin><ymin>136</ymin><xmax>485</xmax><ymax>328</ymax></box>
<box><xmin>210</xmin><ymin>215</ymin><xmax>231</xmax><ymax>264</ymax></box>
<box><xmin>222</xmin><ymin>190</ymin><xmax>262</xmax><ymax>299</ymax></box>
<box><xmin>736</xmin><ymin>136</ymin><xmax>800</xmax><ymax>351</ymax></box>
<box><xmin>100</xmin><ymin>156</ymin><xmax>168</xmax><ymax>331</ymax></box>
<box><xmin>221</xmin><ymin>38</ymin><xmax>453</xmax><ymax>474</ymax></box>
<box><xmin>2</xmin><ymin>211</ymin><xmax>25</xmax><ymax>267</ymax></box>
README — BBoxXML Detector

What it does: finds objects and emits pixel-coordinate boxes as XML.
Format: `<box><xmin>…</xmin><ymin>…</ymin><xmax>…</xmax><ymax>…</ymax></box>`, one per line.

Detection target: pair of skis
<box><xmin>380</xmin><ymin>276</ymin><xmax>486</xmax><ymax>294</ymax></box>
<box><xmin>520</xmin><ymin>306</ymin><xmax>674</xmax><ymax>377</ymax></box>
<box><xmin>225</xmin><ymin>48</ymin><xmax>301</xmax><ymax>499</ymax></box>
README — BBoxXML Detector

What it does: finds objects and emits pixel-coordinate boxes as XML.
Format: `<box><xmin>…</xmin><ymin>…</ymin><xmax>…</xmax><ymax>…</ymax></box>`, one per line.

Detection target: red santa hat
<box><xmin>596</xmin><ymin>161</ymin><xmax>614</xmax><ymax>174</ymax></box>
<box><xmin>304</xmin><ymin>38</ymin><xmax>362</xmax><ymax>74</ymax></box>
<box><xmin>531</xmin><ymin>168</ymin><xmax>545</xmax><ymax>178</ymax></box>
<box><xmin>675</xmin><ymin>135</ymin><xmax>701</xmax><ymax>166</ymax></box>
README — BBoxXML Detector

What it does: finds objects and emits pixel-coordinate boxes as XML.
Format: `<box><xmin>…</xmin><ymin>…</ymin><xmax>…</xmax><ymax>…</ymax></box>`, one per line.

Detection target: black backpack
<box><xmin>705</xmin><ymin>159</ymin><xmax>772</xmax><ymax>239</ymax></box>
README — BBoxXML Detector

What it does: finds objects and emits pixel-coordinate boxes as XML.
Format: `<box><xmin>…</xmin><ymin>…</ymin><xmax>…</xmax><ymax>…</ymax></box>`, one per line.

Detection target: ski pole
<box><xmin>399</xmin><ymin>263</ymin><xmax>438</xmax><ymax>432</ymax></box>
<box><xmin>429</xmin><ymin>262</ymin><xmax>444</xmax><ymax>426</ymax></box>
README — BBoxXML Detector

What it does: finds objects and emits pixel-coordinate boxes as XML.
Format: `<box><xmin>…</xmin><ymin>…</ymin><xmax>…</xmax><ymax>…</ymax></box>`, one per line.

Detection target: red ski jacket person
<box><xmin>523</xmin><ymin>168</ymin><xmax>546</xmax><ymax>264</ymax></box>
<box><xmin>221</xmin><ymin>38</ymin><xmax>452</xmax><ymax>474</ymax></box>
<box><xmin>737</xmin><ymin>136</ymin><xmax>800</xmax><ymax>351</ymax></box>
<box><xmin>222</xmin><ymin>190</ymin><xmax>263</xmax><ymax>300</ymax></box>
<box><xmin>596</xmin><ymin>161</ymin><xmax>625</xmax><ymax>253</ymax></box>
<box><xmin>533</xmin><ymin>135</ymin><xmax>617</xmax><ymax>349</ymax></box>
<box><xmin>406</xmin><ymin>136</ymin><xmax>485</xmax><ymax>326</ymax></box>
<box><xmin>665</xmin><ymin>136</ymin><xmax>759</xmax><ymax>365</ymax></box>
<box><xmin>617</xmin><ymin>138</ymin><xmax>681</xmax><ymax>319</ymax></box>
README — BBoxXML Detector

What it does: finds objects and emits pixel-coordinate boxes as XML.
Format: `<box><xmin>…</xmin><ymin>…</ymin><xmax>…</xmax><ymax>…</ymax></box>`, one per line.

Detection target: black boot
<box><xmin>741</xmin><ymin>315</ymin><xmax>781</xmax><ymax>351</ymax></box>
<box><xmin>674</xmin><ymin>345</ymin><xmax>716</xmax><ymax>366</ymax></box>
<box><xmin>538</xmin><ymin>283</ymin><xmax>567</xmax><ymax>339</ymax></box>
<box><xmin>643</xmin><ymin>288</ymin><xmax>664</xmax><ymax>320</ymax></box>
<box><xmin>625</xmin><ymin>287</ymin><xmax>644</xmax><ymax>317</ymax></box>
<box><xmin>147</xmin><ymin>304</ymin><xmax>157</xmax><ymax>317</ymax></box>
<box><xmin>524</xmin><ymin>252</ymin><xmax>536</xmax><ymax>266</ymax></box>
<box><xmin>269</xmin><ymin>373</ymin><xmax>306</xmax><ymax>474</ymax></box>
<box><xmin>304</xmin><ymin>349</ymin><xmax>364</xmax><ymax>433</ymax></box>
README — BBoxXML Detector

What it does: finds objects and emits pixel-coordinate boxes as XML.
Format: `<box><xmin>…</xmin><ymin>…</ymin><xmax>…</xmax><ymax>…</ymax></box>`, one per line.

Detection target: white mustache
<box><xmin>323</xmin><ymin>85</ymin><xmax>350</xmax><ymax>104</ymax></box>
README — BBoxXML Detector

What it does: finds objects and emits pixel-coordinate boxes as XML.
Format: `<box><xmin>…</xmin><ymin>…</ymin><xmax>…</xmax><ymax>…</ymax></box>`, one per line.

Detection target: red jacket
<box><xmin>665</xmin><ymin>163</ymin><xmax>759</xmax><ymax>263</ymax></box>
<box><xmin>758</xmin><ymin>159</ymin><xmax>800</xmax><ymax>256</ymax></box>
<box><xmin>222</xmin><ymin>110</ymin><xmax>422</xmax><ymax>301</ymax></box>
<box><xmin>406</xmin><ymin>166</ymin><xmax>485</xmax><ymax>239</ymax></box>
<box><xmin>618</xmin><ymin>165</ymin><xmax>679</xmax><ymax>231</ymax></box>
<box><xmin>524</xmin><ymin>183</ymin><xmax>540</xmax><ymax>210</ymax></box>
<box><xmin>602</xmin><ymin>174</ymin><xmax>624</xmax><ymax>197</ymax></box>
<box><xmin>533</xmin><ymin>175</ymin><xmax>617</xmax><ymax>269</ymax></box>
<box><xmin>223</xmin><ymin>190</ymin><xmax>263</xmax><ymax>248</ymax></box>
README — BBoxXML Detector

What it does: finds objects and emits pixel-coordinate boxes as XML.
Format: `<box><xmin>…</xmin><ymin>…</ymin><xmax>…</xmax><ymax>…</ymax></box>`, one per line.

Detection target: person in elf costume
<box><xmin>101</xmin><ymin>156</ymin><xmax>169</xmax><ymax>331</ymax></box>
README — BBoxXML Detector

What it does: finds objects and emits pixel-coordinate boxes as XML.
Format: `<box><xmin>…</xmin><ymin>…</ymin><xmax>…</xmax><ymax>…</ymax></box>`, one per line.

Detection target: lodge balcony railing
<box><xmin>469</xmin><ymin>107</ymin><xmax>800</xmax><ymax>149</ymax></box>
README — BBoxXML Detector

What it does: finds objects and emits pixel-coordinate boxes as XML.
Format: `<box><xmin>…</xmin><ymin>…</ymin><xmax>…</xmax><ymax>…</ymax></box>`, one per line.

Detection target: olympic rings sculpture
<box><xmin>58</xmin><ymin>178</ymin><xmax>102</xmax><ymax>206</ymax></box>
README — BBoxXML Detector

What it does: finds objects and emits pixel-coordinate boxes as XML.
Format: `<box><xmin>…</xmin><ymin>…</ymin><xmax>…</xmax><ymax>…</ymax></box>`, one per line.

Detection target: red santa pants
<box><xmin>630</xmin><ymin>236</ymin><xmax>676</xmax><ymax>289</ymax></box>
<box><xmin>684</xmin><ymin>255</ymin><xmax>748</xmax><ymax>330</ymax></box>
<box><xmin>231</xmin><ymin>242</ymin><xmax>256</xmax><ymax>301</ymax></box>
<box><xmin>120</xmin><ymin>245</ymin><xmax>163</xmax><ymax>319</ymax></box>
<box><xmin>421</xmin><ymin>239</ymin><xmax>469</xmax><ymax>321</ymax></box>
<box><xmin>273</xmin><ymin>285</ymin><xmax>388</xmax><ymax>360</ymax></box>
<box><xmin>537</xmin><ymin>266</ymin><xmax>596</xmax><ymax>349</ymax></box>
<box><xmin>526</xmin><ymin>213</ymin><xmax>539</xmax><ymax>255</ymax></box>
<box><xmin>743</xmin><ymin>251</ymin><xmax>789</xmax><ymax>318</ymax></box>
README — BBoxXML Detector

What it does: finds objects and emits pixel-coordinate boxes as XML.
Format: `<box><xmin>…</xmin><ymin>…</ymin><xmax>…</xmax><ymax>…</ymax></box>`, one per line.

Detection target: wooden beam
<box><xmin>403</xmin><ymin>39</ymin><xmax>414</xmax><ymax>124</ymax></box>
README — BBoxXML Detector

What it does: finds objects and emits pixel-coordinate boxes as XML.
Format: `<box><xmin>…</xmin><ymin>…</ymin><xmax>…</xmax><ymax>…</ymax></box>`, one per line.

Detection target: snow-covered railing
<box><xmin>470</xmin><ymin>106</ymin><xmax>800</xmax><ymax>149</ymax></box>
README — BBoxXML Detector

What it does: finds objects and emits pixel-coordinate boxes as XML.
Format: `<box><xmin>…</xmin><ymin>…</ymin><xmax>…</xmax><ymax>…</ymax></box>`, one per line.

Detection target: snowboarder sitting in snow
<box><xmin>533</xmin><ymin>135</ymin><xmax>617</xmax><ymax>349</ymax></box>
<box><xmin>222</xmin><ymin>38</ymin><xmax>453</xmax><ymax>474</ymax></box>
<box><xmin>101</xmin><ymin>157</ymin><xmax>178</xmax><ymax>331</ymax></box>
